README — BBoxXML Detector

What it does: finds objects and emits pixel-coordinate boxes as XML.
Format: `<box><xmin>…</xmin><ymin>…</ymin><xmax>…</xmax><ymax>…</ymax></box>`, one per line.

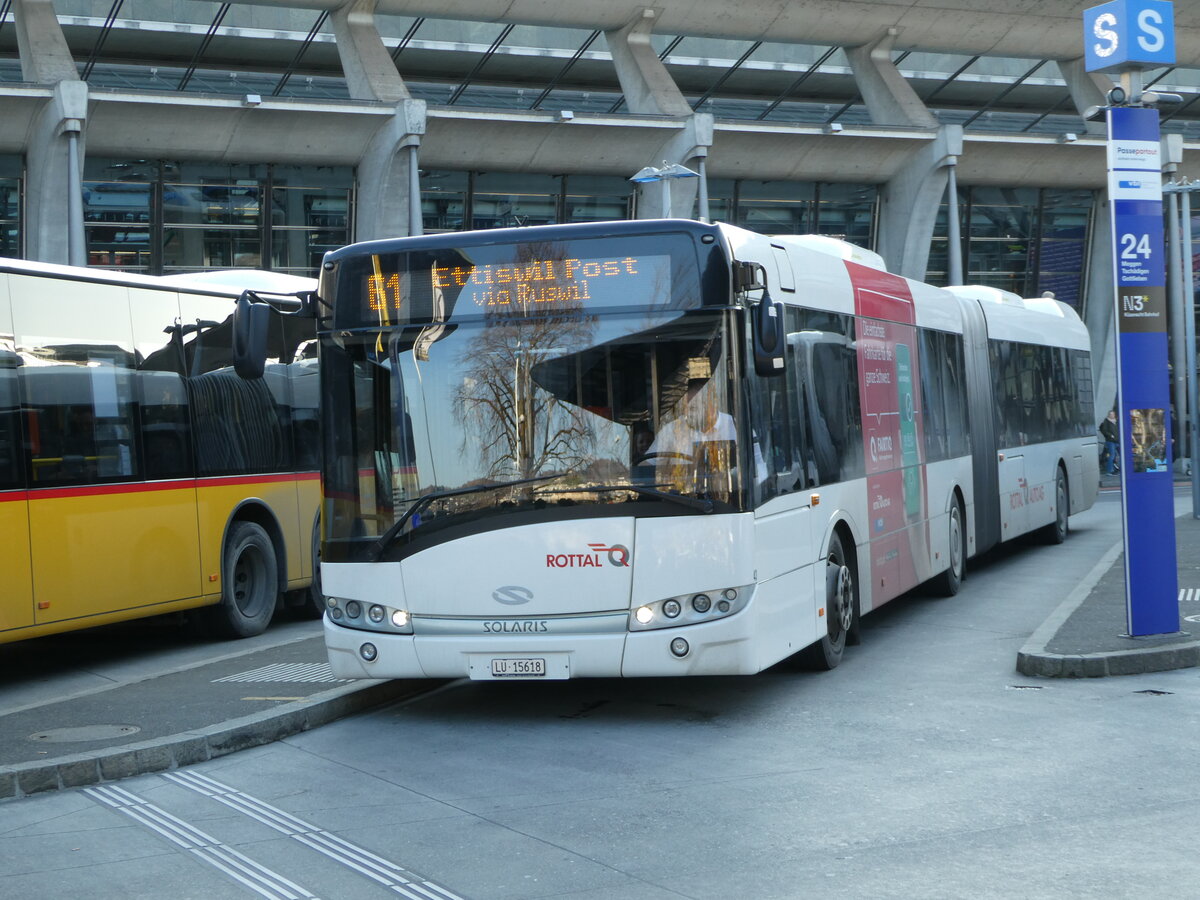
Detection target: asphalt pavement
<box><xmin>4</xmin><ymin>478</ymin><xmax>1199</xmax><ymax>803</ymax></box>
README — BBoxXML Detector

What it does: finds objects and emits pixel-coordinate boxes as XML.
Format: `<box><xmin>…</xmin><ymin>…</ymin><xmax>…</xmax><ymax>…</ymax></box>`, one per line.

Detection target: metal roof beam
<box><xmin>960</xmin><ymin>59</ymin><xmax>1047</xmax><ymax>128</ymax></box>
<box><xmin>530</xmin><ymin>29</ymin><xmax>601</xmax><ymax>110</ymax></box>
<box><xmin>756</xmin><ymin>45</ymin><xmax>838</xmax><ymax>121</ymax></box>
<box><xmin>177</xmin><ymin>3</ymin><xmax>230</xmax><ymax>91</ymax></box>
<box><xmin>272</xmin><ymin>10</ymin><xmax>330</xmax><ymax>97</ymax></box>
<box><xmin>691</xmin><ymin>40</ymin><xmax>761</xmax><ymax>110</ymax></box>
<box><xmin>447</xmin><ymin>22</ymin><xmax>514</xmax><ymax>105</ymax></box>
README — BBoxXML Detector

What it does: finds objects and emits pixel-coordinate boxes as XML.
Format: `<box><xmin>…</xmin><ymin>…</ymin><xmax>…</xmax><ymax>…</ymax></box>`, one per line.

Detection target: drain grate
<box><xmin>213</xmin><ymin>662</ymin><xmax>348</xmax><ymax>684</ymax></box>
<box><xmin>30</xmin><ymin>724</ymin><xmax>141</xmax><ymax>743</ymax></box>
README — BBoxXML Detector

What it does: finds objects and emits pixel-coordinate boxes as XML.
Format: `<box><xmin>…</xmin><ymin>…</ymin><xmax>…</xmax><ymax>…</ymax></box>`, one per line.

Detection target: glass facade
<box><xmin>418</xmin><ymin>172</ymin><xmax>877</xmax><ymax>246</ymax></box>
<box><xmin>420</xmin><ymin>171</ymin><xmax>636</xmax><ymax>233</ymax></box>
<box><xmin>0</xmin><ymin>156</ymin><xmax>20</xmax><ymax>258</ymax></box>
<box><xmin>726</xmin><ymin>181</ymin><xmax>877</xmax><ymax>245</ymax></box>
<box><xmin>927</xmin><ymin>186</ymin><xmax>1094</xmax><ymax>307</ymax></box>
<box><xmin>83</xmin><ymin>160</ymin><xmax>352</xmax><ymax>276</ymax></box>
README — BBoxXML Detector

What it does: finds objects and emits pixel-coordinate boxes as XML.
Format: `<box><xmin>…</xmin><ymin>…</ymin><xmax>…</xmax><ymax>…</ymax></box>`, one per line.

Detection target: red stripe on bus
<box><xmin>0</xmin><ymin>491</ymin><xmax>29</xmax><ymax>503</ymax></box>
<box><xmin>15</xmin><ymin>471</ymin><xmax>319</xmax><ymax>501</ymax></box>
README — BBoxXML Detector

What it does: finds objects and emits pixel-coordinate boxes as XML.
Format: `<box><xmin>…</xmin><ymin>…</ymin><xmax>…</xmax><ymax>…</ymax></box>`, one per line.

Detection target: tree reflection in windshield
<box><xmin>453</xmin><ymin>240</ymin><xmax>599</xmax><ymax>482</ymax></box>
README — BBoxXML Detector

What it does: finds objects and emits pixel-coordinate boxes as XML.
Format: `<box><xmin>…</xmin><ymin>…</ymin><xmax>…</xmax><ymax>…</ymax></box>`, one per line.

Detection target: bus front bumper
<box><xmin>323</xmin><ymin>611</ymin><xmax>760</xmax><ymax>680</ymax></box>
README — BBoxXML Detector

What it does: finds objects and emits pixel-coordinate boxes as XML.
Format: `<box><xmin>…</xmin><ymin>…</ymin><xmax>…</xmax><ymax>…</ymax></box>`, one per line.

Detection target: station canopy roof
<box><xmin>1</xmin><ymin>0</ymin><xmax>1199</xmax><ymax>137</ymax></box>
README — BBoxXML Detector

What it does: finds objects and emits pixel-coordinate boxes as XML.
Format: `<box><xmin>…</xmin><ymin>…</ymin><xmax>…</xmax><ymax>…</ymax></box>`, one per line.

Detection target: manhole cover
<box><xmin>29</xmin><ymin>725</ymin><xmax>141</xmax><ymax>743</ymax></box>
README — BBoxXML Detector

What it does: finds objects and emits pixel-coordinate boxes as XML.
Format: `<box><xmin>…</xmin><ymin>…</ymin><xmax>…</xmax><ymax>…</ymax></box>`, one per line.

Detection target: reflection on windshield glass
<box><xmin>324</xmin><ymin>307</ymin><xmax>744</xmax><ymax>553</ymax></box>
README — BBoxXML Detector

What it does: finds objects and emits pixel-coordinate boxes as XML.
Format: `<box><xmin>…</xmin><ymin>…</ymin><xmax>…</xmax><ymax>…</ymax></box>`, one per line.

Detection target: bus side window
<box><xmin>943</xmin><ymin>333</ymin><xmax>970</xmax><ymax>457</ymax></box>
<box><xmin>21</xmin><ymin>356</ymin><xmax>140</xmax><ymax>486</ymax></box>
<box><xmin>139</xmin><ymin>371</ymin><xmax>192</xmax><ymax>480</ymax></box>
<box><xmin>753</xmin><ymin>306</ymin><xmax>806</xmax><ymax>500</ymax></box>
<box><xmin>0</xmin><ymin>354</ymin><xmax>23</xmax><ymax>490</ymax></box>
<box><xmin>919</xmin><ymin>329</ymin><xmax>949</xmax><ymax>463</ymax></box>
<box><xmin>794</xmin><ymin>308</ymin><xmax>863</xmax><ymax>486</ymax></box>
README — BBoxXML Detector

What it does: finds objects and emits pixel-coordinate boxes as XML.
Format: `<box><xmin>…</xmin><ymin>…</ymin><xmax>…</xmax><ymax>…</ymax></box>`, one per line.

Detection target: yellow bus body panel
<box><xmin>0</xmin><ymin>496</ymin><xmax>34</xmax><ymax>631</ymax></box>
<box><xmin>29</xmin><ymin>482</ymin><xmax>201</xmax><ymax>625</ymax></box>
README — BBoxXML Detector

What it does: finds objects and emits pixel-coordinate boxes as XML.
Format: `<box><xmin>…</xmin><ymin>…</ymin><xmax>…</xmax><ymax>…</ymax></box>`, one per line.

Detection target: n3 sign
<box><xmin>1084</xmin><ymin>0</ymin><xmax>1176</xmax><ymax>73</ymax></box>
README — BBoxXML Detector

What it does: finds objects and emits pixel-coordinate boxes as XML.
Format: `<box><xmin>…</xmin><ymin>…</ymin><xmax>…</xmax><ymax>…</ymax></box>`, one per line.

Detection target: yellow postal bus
<box><xmin>0</xmin><ymin>259</ymin><xmax>321</xmax><ymax>642</ymax></box>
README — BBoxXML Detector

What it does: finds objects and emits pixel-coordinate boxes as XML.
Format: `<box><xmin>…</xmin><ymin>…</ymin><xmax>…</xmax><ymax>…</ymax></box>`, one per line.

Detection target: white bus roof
<box><xmin>0</xmin><ymin>257</ymin><xmax>316</xmax><ymax>298</ymax></box>
<box><xmin>944</xmin><ymin>284</ymin><xmax>1090</xmax><ymax>350</ymax></box>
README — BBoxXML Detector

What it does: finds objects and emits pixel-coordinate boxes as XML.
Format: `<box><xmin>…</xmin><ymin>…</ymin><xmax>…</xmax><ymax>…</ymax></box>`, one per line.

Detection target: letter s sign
<box><xmin>1136</xmin><ymin>8</ymin><xmax>1165</xmax><ymax>52</ymax></box>
<box><xmin>1093</xmin><ymin>12</ymin><xmax>1119</xmax><ymax>59</ymax></box>
<box><xmin>1084</xmin><ymin>0</ymin><xmax>1175</xmax><ymax>73</ymax></box>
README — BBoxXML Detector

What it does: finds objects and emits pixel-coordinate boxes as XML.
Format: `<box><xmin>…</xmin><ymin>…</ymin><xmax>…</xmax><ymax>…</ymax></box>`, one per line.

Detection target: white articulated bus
<box><xmin>235</xmin><ymin>219</ymin><xmax>1097</xmax><ymax>679</ymax></box>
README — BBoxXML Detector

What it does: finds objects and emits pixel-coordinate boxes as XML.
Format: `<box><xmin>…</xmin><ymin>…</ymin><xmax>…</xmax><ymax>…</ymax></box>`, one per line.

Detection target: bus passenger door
<box><xmin>0</xmin><ymin>278</ymin><xmax>33</xmax><ymax>633</ymax></box>
<box><xmin>997</xmin><ymin>451</ymin><xmax>1027</xmax><ymax>540</ymax></box>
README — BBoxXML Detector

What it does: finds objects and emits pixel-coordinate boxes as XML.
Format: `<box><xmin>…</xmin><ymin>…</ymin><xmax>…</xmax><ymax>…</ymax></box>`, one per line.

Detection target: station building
<box><xmin>3</xmin><ymin>0</ymin><xmax>1200</xmax><ymax>405</ymax></box>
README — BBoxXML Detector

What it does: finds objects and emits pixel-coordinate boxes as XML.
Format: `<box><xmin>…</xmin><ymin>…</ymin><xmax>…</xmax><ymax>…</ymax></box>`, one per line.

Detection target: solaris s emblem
<box><xmin>492</xmin><ymin>585</ymin><xmax>534</xmax><ymax>606</ymax></box>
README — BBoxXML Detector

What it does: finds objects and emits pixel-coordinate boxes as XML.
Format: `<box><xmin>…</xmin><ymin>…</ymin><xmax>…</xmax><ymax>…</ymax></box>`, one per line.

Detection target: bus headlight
<box><xmin>628</xmin><ymin>584</ymin><xmax>751</xmax><ymax>631</ymax></box>
<box><xmin>325</xmin><ymin>598</ymin><xmax>413</xmax><ymax>635</ymax></box>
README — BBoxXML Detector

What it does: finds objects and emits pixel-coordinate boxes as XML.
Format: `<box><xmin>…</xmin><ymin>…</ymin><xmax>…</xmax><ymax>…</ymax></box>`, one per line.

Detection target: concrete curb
<box><xmin>0</xmin><ymin>678</ymin><xmax>424</xmax><ymax>803</ymax></box>
<box><xmin>1016</xmin><ymin>533</ymin><xmax>1200</xmax><ymax>678</ymax></box>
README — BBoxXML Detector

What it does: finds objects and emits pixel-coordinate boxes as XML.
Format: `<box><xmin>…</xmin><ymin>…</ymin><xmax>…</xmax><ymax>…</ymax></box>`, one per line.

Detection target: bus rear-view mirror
<box><xmin>752</xmin><ymin>293</ymin><xmax>786</xmax><ymax>377</ymax></box>
<box><xmin>232</xmin><ymin>294</ymin><xmax>269</xmax><ymax>380</ymax></box>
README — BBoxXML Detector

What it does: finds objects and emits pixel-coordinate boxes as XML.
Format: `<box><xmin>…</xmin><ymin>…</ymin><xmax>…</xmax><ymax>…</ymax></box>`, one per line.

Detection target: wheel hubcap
<box><xmin>831</xmin><ymin>564</ymin><xmax>853</xmax><ymax>636</ymax></box>
<box><xmin>949</xmin><ymin>510</ymin><xmax>963</xmax><ymax>576</ymax></box>
<box><xmin>233</xmin><ymin>549</ymin><xmax>265</xmax><ymax>614</ymax></box>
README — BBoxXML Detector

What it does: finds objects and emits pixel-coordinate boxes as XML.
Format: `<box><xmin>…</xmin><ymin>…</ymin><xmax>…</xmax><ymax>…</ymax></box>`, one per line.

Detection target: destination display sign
<box><xmin>366</xmin><ymin>253</ymin><xmax>667</xmax><ymax>316</ymax></box>
<box><xmin>335</xmin><ymin>237</ymin><xmax>693</xmax><ymax>331</ymax></box>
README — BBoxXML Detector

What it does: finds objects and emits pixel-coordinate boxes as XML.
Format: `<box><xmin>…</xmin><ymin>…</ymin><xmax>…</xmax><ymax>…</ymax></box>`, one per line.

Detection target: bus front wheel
<box><xmin>209</xmin><ymin>521</ymin><xmax>278</xmax><ymax>638</ymax></box>
<box><xmin>799</xmin><ymin>533</ymin><xmax>857</xmax><ymax>671</ymax></box>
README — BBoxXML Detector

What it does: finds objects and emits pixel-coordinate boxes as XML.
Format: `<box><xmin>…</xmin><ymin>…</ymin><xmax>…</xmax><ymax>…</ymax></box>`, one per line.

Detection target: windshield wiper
<box><xmin>368</xmin><ymin>473</ymin><xmax>562</xmax><ymax>561</ymax></box>
<box><xmin>570</xmin><ymin>483</ymin><xmax>715</xmax><ymax>514</ymax></box>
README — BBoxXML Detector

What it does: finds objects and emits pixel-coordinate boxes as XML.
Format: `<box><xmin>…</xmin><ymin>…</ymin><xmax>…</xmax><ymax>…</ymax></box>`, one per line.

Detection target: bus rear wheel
<box><xmin>1041</xmin><ymin>468</ymin><xmax>1068</xmax><ymax>545</ymax></box>
<box><xmin>931</xmin><ymin>500</ymin><xmax>965</xmax><ymax>597</ymax></box>
<box><xmin>799</xmin><ymin>533</ymin><xmax>856</xmax><ymax>670</ymax></box>
<box><xmin>208</xmin><ymin>521</ymin><xmax>278</xmax><ymax>638</ymax></box>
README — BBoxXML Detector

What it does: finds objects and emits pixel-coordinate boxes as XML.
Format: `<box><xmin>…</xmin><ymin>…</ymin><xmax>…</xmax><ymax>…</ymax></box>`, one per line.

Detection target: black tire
<box><xmin>1041</xmin><ymin>468</ymin><xmax>1069</xmax><ymax>545</ymax></box>
<box><xmin>208</xmin><ymin>521</ymin><xmax>278</xmax><ymax>638</ymax></box>
<box><xmin>799</xmin><ymin>533</ymin><xmax>857</xmax><ymax>670</ymax></box>
<box><xmin>931</xmin><ymin>500</ymin><xmax>965</xmax><ymax>597</ymax></box>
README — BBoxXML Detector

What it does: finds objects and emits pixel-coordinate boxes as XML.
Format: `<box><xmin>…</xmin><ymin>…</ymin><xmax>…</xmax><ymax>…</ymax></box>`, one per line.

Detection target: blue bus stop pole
<box><xmin>1085</xmin><ymin>0</ymin><xmax>1180</xmax><ymax>635</ymax></box>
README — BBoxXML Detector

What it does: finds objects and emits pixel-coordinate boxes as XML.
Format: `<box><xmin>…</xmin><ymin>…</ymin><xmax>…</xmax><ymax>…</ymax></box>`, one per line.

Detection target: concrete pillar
<box><xmin>1057</xmin><ymin>58</ymin><xmax>1112</xmax><ymax>136</ymax></box>
<box><xmin>1084</xmin><ymin>194</ymin><xmax>1117</xmax><ymax>417</ymax></box>
<box><xmin>26</xmin><ymin>81</ymin><xmax>89</xmax><ymax>265</ymax></box>
<box><xmin>12</xmin><ymin>0</ymin><xmax>79</xmax><ymax>83</ymax></box>
<box><xmin>633</xmin><ymin>113</ymin><xmax>713</xmax><ymax>220</ymax></box>
<box><xmin>356</xmin><ymin>99</ymin><xmax>427</xmax><ymax>241</ymax></box>
<box><xmin>846</xmin><ymin>28</ymin><xmax>938</xmax><ymax>129</ymax></box>
<box><xmin>604</xmin><ymin>8</ymin><xmax>692</xmax><ymax>117</ymax></box>
<box><xmin>876</xmin><ymin>125</ymin><xmax>962</xmax><ymax>280</ymax></box>
<box><xmin>329</xmin><ymin>0</ymin><xmax>410</xmax><ymax>103</ymax></box>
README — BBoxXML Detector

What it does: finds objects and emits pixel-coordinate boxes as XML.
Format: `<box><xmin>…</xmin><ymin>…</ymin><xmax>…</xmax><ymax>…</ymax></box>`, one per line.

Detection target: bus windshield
<box><xmin>321</xmin><ymin>307</ymin><xmax>746</xmax><ymax>562</ymax></box>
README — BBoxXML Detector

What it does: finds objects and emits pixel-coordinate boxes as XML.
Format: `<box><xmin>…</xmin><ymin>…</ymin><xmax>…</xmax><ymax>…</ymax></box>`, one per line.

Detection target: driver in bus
<box><xmin>641</xmin><ymin>358</ymin><xmax>764</xmax><ymax>496</ymax></box>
